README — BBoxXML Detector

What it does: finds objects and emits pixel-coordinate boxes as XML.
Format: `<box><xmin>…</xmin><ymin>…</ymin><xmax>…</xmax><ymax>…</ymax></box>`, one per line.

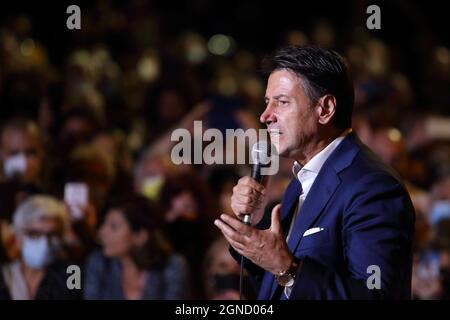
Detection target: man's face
<box><xmin>261</xmin><ymin>69</ymin><xmax>319</xmax><ymax>160</ymax></box>
<box><xmin>0</xmin><ymin>129</ymin><xmax>42</xmax><ymax>183</ymax></box>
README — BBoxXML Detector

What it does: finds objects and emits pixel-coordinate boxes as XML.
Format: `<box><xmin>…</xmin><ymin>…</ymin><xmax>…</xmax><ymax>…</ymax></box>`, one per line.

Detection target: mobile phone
<box><xmin>64</xmin><ymin>182</ymin><xmax>89</xmax><ymax>220</ymax></box>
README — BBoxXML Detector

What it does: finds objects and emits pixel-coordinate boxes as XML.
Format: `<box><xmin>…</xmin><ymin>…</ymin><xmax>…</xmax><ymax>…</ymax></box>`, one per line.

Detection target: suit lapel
<box><xmin>286</xmin><ymin>170</ymin><xmax>340</xmax><ymax>252</ymax></box>
<box><xmin>280</xmin><ymin>179</ymin><xmax>302</xmax><ymax>233</ymax></box>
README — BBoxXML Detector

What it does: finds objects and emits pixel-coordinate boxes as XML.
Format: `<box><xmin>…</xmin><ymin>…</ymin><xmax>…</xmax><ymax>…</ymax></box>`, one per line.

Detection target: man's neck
<box><xmin>295</xmin><ymin>128</ymin><xmax>349</xmax><ymax>166</ymax></box>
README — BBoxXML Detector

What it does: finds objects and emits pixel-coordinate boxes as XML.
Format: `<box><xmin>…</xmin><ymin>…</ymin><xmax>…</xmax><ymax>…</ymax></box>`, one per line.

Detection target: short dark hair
<box><xmin>262</xmin><ymin>45</ymin><xmax>354</xmax><ymax>129</ymax></box>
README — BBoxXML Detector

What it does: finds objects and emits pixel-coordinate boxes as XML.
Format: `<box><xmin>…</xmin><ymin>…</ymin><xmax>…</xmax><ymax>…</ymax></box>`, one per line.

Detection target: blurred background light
<box><xmin>208</xmin><ymin>34</ymin><xmax>235</xmax><ymax>56</ymax></box>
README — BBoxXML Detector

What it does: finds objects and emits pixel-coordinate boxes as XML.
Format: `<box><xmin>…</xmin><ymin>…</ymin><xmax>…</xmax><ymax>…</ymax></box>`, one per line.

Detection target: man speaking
<box><xmin>214</xmin><ymin>45</ymin><xmax>415</xmax><ymax>299</ymax></box>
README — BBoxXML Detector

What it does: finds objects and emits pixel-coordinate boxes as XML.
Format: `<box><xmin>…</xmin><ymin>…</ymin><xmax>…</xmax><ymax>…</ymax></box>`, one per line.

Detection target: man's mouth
<box><xmin>268</xmin><ymin>129</ymin><xmax>282</xmax><ymax>136</ymax></box>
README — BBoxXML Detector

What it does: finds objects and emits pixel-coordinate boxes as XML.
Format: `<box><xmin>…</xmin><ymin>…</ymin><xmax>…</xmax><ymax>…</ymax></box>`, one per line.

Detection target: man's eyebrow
<box><xmin>264</xmin><ymin>94</ymin><xmax>290</xmax><ymax>101</ymax></box>
<box><xmin>273</xmin><ymin>94</ymin><xmax>290</xmax><ymax>99</ymax></box>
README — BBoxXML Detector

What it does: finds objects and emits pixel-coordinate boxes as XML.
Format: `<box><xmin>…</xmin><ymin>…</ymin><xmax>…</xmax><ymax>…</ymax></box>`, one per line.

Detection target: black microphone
<box><xmin>239</xmin><ymin>141</ymin><xmax>272</xmax><ymax>300</ymax></box>
<box><xmin>243</xmin><ymin>141</ymin><xmax>272</xmax><ymax>225</ymax></box>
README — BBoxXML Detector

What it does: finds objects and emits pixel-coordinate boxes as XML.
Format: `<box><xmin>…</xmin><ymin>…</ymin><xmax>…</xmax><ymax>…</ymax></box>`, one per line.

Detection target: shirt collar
<box><xmin>292</xmin><ymin>128</ymin><xmax>352</xmax><ymax>178</ymax></box>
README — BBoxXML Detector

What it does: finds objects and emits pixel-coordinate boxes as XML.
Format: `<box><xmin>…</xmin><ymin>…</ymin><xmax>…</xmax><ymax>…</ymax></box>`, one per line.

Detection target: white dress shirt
<box><xmin>284</xmin><ymin>128</ymin><xmax>352</xmax><ymax>298</ymax></box>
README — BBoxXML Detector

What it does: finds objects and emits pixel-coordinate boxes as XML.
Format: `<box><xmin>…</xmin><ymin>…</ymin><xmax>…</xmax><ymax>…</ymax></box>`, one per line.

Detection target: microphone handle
<box><xmin>251</xmin><ymin>163</ymin><xmax>263</xmax><ymax>183</ymax></box>
<box><xmin>244</xmin><ymin>163</ymin><xmax>264</xmax><ymax>225</ymax></box>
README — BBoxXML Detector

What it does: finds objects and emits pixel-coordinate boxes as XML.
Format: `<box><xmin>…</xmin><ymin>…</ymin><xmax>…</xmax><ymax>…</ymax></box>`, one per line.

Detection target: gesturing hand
<box><xmin>214</xmin><ymin>204</ymin><xmax>293</xmax><ymax>275</ymax></box>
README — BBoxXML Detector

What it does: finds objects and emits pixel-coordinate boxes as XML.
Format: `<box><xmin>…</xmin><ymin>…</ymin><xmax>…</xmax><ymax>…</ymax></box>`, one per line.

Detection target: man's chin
<box><xmin>273</xmin><ymin>145</ymin><xmax>287</xmax><ymax>157</ymax></box>
<box><xmin>277</xmin><ymin>147</ymin><xmax>297</xmax><ymax>159</ymax></box>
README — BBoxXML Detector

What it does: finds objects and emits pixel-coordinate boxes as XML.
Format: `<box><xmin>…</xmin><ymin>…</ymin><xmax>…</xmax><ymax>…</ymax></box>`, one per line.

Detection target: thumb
<box><xmin>270</xmin><ymin>203</ymin><xmax>282</xmax><ymax>233</ymax></box>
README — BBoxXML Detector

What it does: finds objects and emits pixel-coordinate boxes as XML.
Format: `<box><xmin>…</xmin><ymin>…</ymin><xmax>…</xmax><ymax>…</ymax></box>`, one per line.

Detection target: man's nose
<box><xmin>260</xmin><ymin>103</ymin><xmax>275</xmax><ymax>125</ymax></box>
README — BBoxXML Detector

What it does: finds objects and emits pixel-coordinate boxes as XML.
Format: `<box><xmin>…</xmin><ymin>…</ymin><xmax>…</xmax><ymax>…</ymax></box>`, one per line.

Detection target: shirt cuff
<box><xmin>284</xmin><ymin>284</ymin><xmax>294</xmax><ymax>298</ymax></box>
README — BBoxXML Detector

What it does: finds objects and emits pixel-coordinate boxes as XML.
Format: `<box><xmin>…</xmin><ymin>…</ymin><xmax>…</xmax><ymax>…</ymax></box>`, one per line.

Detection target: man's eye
<box><xmin>278</xmin><ymin>100</ymin><xmax>289</xmax><ymax>105</ymax></box>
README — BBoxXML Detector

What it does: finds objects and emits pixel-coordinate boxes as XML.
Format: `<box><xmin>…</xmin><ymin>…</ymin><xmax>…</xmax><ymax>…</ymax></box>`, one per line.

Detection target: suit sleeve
<box><xmin>289</xmin><ymin>173</ymin><xmax>415</xmax><ymax>299</ymax></box>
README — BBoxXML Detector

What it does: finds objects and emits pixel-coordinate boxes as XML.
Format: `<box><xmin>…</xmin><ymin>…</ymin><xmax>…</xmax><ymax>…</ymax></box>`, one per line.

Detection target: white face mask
<box><xmin>21</xmin><ymin>236</ymin><xmax>58</xmax><ymax>269</ymax></box>
<box><xmin>3</xmin><ymin>153</ymin><xmax>27</xmax><ymax>178</ymax></box>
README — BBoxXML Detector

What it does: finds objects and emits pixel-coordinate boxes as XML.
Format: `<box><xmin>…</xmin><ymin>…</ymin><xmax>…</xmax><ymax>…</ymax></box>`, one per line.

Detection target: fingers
<box><xmin>230</xmin><ymin>176</ymin><xmax>266</xmax><ymax>218</ymax></box>
<box><xmin>238</xmin><ymin>176</ymin><xmax>266</xmax><ymax>195</ymax></box>
<box><xmin>220</xmin><ymin>214</ymin><xmax>252</xmax><ymax>236</ymax></box>
<box><xmin>230</xmin><ymin>200</ymin><xmax>262</xmax><ymax>216</ymax></box>
<box><xmin>214</xmin><ymin>218</ymin><xmax>246</xmax><ymax>245</ymax></box>
<box><xmin>232</xmin><ymin>193</ymin><xmax>265</xmax><ymax>208</ymax></box>
<box><xmin>223</xmin><ymin>232</ymin><xmax>246</xmax><ymax>253</ymax></box>
<box><xmin>228</xmin><ymin>240</ymin><xmax>246</xmax><ymax>255</ymax></box>
<box><xmin>214</xmin><ymin>217</ymin><xmax>253</xmax><ymax>260</ymax></box>
<box><xmin>270</xmin><ymin>203</ymin><xmax>282</xmax><ymax>233</ymax></box>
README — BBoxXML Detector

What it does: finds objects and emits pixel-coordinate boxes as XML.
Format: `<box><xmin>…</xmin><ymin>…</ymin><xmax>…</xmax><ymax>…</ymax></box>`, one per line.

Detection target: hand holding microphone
<box><xmin>230</xmin><ymin>141</ymin><xmax>272</xmax><ymax>226</ymax></box>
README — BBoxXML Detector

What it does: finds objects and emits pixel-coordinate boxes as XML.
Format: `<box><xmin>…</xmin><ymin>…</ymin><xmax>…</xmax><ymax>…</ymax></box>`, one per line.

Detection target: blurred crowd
<box><xmin>0</xmin><ymin>1</ymin><xmax>449</xmax><ymax>300</ymax></box>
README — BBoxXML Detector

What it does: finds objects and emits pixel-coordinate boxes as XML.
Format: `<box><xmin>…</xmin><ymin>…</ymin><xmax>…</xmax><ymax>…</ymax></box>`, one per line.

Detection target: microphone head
<box><xmin>251</xmin><ymin>141</ymin><xmax>272</xmax><ymax>165</ymax></box>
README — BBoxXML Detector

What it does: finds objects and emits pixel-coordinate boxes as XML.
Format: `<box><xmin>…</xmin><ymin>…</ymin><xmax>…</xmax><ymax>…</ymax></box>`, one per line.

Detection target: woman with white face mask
<box><xmin>0</xmin><ymin>195</ymin><xmax>78</xmax><ymax>300</ymax></box>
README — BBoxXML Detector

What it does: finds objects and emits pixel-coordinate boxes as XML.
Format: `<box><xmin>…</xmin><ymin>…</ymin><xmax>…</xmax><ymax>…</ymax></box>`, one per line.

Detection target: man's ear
<box><xmin>317</xmin><ymin>95</ymin><xmax>337</xmax><ymax>125</ymax></box>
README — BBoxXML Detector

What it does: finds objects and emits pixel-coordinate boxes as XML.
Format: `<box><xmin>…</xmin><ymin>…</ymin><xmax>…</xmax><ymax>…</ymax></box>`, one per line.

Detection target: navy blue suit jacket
<box><xmin>231</xmin><ymin>132</ymin><xmax>415</xmax><ymax>299</ymax></box>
